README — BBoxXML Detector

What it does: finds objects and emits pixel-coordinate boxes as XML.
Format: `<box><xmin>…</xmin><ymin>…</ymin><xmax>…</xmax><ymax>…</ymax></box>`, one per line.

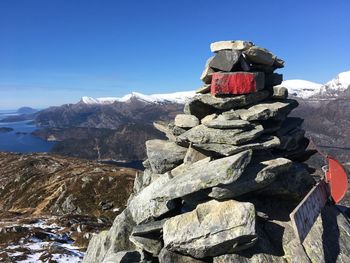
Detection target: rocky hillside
<box><xmin>0</xmin><ymin>152</ymin><xmax>137</xmax><ymax>262</ymax></box>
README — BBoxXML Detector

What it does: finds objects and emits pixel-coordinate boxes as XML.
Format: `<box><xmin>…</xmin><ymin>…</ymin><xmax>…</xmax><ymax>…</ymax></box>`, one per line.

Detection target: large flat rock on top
<box><xmin>210</xmin><ymin>40</ymin><xmax>253</xmax><ymax>52</ymax></box>
<box><xmin>177</xmin><ymin>124</ymin><xmax>264</xmax><ymax>145</ymax></box>
<box><xmin>146</xmin><ymin>139</ymin><xmax>187</xmax><ymax>174</ymax></box>
<box><xmin>244</xmin><ymin>46</ymin><xmax>275</xmax><ymax>66</ymax></box>
<box><xmin>211</xmin><ymin>72</ymin><xmax>265</xmax><ymax>95</ymax></box>
<box><xmin>163</xmin><ymin>199</ymin><xmax>257</xmax><ymax>258</ymax></box>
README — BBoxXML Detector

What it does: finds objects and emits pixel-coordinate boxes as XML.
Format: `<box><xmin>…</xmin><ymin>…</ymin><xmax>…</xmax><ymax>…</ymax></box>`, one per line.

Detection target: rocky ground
<box><xmin>0</xmin><ymin>152</ymin><xmax>137</xmax><ymax>262</ymax></box>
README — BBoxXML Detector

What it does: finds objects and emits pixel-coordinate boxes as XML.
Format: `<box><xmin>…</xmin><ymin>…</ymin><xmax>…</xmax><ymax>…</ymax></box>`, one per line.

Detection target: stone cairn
<box><xmin>83</xmin><ymin>41</ymin><xmax>350</xmax><ymax>263</ymax></box>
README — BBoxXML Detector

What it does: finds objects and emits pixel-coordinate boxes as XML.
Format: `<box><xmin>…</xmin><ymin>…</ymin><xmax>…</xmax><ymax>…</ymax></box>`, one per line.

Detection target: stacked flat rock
<box><xmin>83</xmin><ymin>41</ymin><xmax>350</xmax><ymax>263</ymax></box>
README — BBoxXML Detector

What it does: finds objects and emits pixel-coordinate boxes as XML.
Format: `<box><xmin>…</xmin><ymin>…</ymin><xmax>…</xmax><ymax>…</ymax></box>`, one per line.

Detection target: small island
<box><xmin>0</xmin><ymin>127</ymin><xmax>14</xmax><ymax>133</ymax></box>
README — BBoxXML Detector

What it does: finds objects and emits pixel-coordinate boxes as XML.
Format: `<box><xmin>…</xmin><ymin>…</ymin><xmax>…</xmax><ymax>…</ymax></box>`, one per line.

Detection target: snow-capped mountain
<box><xmin>282</xmin><ymin>71</ymin><xmax>350</xmax><ymax>99</ymax></box>
<box><xmin>80</xmin><ymin>91</ymin><xmax>196</xmax><ymax>105</ymax></box>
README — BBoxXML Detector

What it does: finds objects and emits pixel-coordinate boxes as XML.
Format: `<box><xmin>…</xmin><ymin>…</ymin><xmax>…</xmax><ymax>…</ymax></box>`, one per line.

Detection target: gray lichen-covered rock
<box><xmin>177</xmin><ymin>124</ymin><xmax>264</xmax><ymax>145</ymax></box>
<box><xmin>193</xmin><ymin>136</ymin><xmax>280</xmax><ymax>156</ymax></box>
<box><xmin>202</xmin><ymin>115</ymin><xmax>251</xmax><ymax>129</ymax></box>
<box><xmin>155</xmin><ymin>150</ymin><xmax>252</xmax><ymax>201</ymax></box>
<box><xmin>200</xmin><ymin>56</ymin><xmax>215</xmax><ymax>84</ymax></box>
<box><xmin>244</xmin><ymin>46</ymin><xmax>275</xmax><ymax>66</ymax></box>
<box><xmin>101</xmin><ymin>251</ymin><xmax>143</xmax><ymax>263</ymax></box>
<box><xmin>196</xmin><ymin>84</ymin><xmax>211</xmax><ymax>94</ymax></box>
<box><xmin>209</xmin><ymin>50</ymin><xmax>241</xmax><ymax>71</ymax></box>
<box><xmin>209</xmin><ymin>157</ymin><xmax>292</xmax><ymax>199</ymax></box>
<box><xmin>128</xmin><ymin>173</ymin><xmax>176</xmax><ymax>224</ymax></box>
<box><xmin>163</xmin><ymin>199</ymin><xmax>257</xmax><ymax>258</ymax></box>
<box><xmin>183</xmin><ymin>144</ymin><xmax>208</xmax><ymax>164</ymax></box>
<box><xmin>83</xmin><ymin>209</ymin><xmax>136</xmax><ymax>263</ymax></box>
<box><xmin>272</xmin><ymin>86</ymin><xmax>288</xmax><ymax>99</ymax></box>
<box><xmin>174</xmin><ymin>114</ymin><xmax>200</xmax><ymax>129</ymax></box>
<box><xmin>236</xmin><ymin>100</ymin><xmax>299</xmax><ymax>121</ymax></box>
<box><xmin>158</xmin><ymin>248</ymin><xmax>207</xmax><ymax>263</ymax></box>
<box><xmin>146</xmin><ymin>139</ymin><xmax>187</xmax><ymax>174</ymax></box>
<box><xmin>190</xmin><ymin>90</ymin><xmax>270</xmax><ymax>110</ymax></box>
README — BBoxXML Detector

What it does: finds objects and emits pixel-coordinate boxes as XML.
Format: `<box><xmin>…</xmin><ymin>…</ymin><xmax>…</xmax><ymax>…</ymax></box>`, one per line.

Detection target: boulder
<box><xmin>244</xmin><ymin>46</ymin><xmax>275</xmax><ymax>66</ymax></box>
<box><xmin>235</xmin><ymin>100</ymin><xmax>299</xmax><ymax>121</ymax></box>
<box><xmin>209</xmin><ymin>157</ymin><xmax>292</xmax><ymax>199</ymax></box>
<box><xmin>272</xmin><ymin>86</ymin><xmax>288</xmax><ymax>99</ymax></box>
<box><xmin>163</xmin><ymin>200</ymin><xmax>257</xmax><ymax>258</ymax></box>
<box><xmin>209</xmin><ymin>50</ymin><xmax>241</xmax><ymax>71</ymax></box>
<box><xmin>175</xmin><ymin>114</ymin><xmax>200</xmax><ymax>129</ymax></box>
<box><xmin>211</xmin><ymin>72</ymin><xmax>265</xmax><ymax>95</ymax></box>
<box><xmin>192</xmin><ymin>90</ymin><xmax>270</xmax><ymax>110</ymax></box>
<box><xmin>158</xmin><ymin>248</ymin><xmax>207</xmax><ymax>263</ymax></box>
<box><xmin>128</xmin><ymin>173</ymin><xmax>177</xmax><ymax>224</ymax></box>
<box><xmin>193</xmin><ymin>136</ymin><xmax>280</xmax><ymax>156</ymax></box>
<box><xmin>177</xmin><ymin>124</ymin><xmax>264</xmax><ymax>145</ymax></box>
<box><xmin>170</xmin><ymin>157</ymin><xmax>211</xmax><ymax>177</ymax></box>
<box><xmin>200</xmin><ymin>56</ymin><xmax>215</xmax><ymax>84</ymax></box>
<box><xmin>146</xmin><ymin>140</ymin><xmax>187</xmax><ymax>174</ymax></box>
<box><xmin>184</xmin><ymin>98</ymin><xmax>217</xmax><ymax>120</ymax></box>
<box><xmin>210</xmin><ymin>40</ymin><xmax>253</xmax><ymax>52</ymax></box>
<box><xmin>155</xmin><ymin>150</ymin><xmax>252</xmax><ymax>201</ymax></box>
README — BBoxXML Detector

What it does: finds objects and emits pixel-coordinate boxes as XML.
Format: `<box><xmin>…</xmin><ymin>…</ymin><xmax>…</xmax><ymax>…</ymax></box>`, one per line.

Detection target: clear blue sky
<box><xmin>0</xmin><ymin>0</ymin><xmax>349</xmax><ymax>109</ymax></box>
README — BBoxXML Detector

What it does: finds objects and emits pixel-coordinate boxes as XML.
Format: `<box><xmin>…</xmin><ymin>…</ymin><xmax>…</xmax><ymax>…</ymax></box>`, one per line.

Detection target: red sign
<box><xmin>211</xmin><ymin>72</ymin><xmax>264</xmax><ymax>96</ymax></box>
<box><xmin>326</xmin><ymin>157</ymin><xmax>348</xmax><ymax>204</ymax></box>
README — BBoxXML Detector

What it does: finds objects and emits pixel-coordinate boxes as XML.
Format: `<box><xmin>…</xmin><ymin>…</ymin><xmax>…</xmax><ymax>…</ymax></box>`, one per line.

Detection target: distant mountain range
<box><xmin>2</xmin><ymin>71</ymin><xmax>349</xmax><ymax>167</ymax></box>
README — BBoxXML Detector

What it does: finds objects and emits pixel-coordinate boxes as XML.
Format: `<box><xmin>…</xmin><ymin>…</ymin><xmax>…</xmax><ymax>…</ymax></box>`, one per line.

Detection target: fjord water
<box><xmin>0</xmin><ymin>110</ymin><xmax>55</xmax><ymax>153</ymax></box>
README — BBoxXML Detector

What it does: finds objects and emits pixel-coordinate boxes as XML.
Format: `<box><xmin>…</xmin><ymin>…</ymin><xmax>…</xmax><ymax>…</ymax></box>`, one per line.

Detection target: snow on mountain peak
<box><xmin>80</xmin><ymin>91</ymin><xmax>196</xmax><ymax>105</ymax></box>
<box><xmin>282</xmin><ymin>71</ymin><xmax>350</xmax><ymax>99</ymax></box>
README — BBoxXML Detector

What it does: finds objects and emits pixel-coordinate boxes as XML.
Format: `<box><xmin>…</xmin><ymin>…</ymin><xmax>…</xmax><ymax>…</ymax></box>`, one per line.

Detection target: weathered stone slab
<box><xmin>146</xmin><ymin>140</ymin><xmax>187</xmax><ymax>174</ymax></box>
<box><xmin>159</xmin><ymin>248</ymin><xmax>206</xmax><ymax>263</ymax></box>
<box><xmin>200</xmin><ymin>56</ymin><xmax>215</xmax><ymax>84</ymax></box>
<box><xmin>211</xmin><ymin>72</ymin><xmax>265</xmax><ymax>95</ymax></box>
<box><xmin>266</xmin><ymin>73</ymin><xmax>283</xmax><ymax>86</ymax></box>
<box><xmin>129</xmin><ymin>235</ymin><xmax>163</xmax><ymax>256</ymax></box>
<box><xmin>174</xmin><ymin>114</ymin><xmax>199</xmax><ymax>129</ymax></box>
<box><xmin>202</xmin><ymin>115</ymin><xmax>251</xmax><ymax>129</ymax></box>
<box><xmin>276</xmin><ymin>117</ymin><xmax>304</xmax><ymax>136</ymax></box>
<box><xmin>221</xmin><ymin>110</ymin><xmax>239</xmax><ymax>120</ymax></box>
<box><xmin>209</xmin><ymin>157</ymin><xmax>292</xmax><ymax>199</ymax></box>
<box><xmin>210</xmin><ymin>40</ymin><xmax>253</xmax><ymax>52</ymax></box>
<box><xmin>257</xmin><ymin>163</ymin><xmax>314</xmax><ymax>200</ymax></box>
<box><xmin>155</xmin><ymin>150</ymin><xmax>251</xmax><ymax>201</ymax></box>
<box><xmin>128</xmin><ymin>173</ymin><xmax>177</xmax><ymax>224</ymax></box>
<box><xmin>193</xmin><ymin>136</ymin><xmax>280</xmax><ymax>156</ymax></box>
<box><xmin>209</xmin><ymin>50</ymin><xmax>241</xmax><ymax>71</ymax></box>
<box><xmin>278</xmin><ymin>128</ymin><xmax>305</xmax><ymax>150</ymax></box>
<box><xmin>272</xmin><ymin>86</ymin><xmax>288</xmax><ymax>99</ymax></box>
<box><xmin>101</xmin><ymin>251</ymin><xmax>143</xmax><ymax>263</ymax></box>
<box><xmin>184</xmin><ymin>99</ymin><xmax>217</xmax><ymax>120</ymax></box>
<box><xmin>193</xmin><ymin>90</ymin><xmax>270</xmax><ymax>110</ymax></box>
<box><xmin>235</xmin><ymin>100</ymin><xmax>299</xmax><ymax>121</ymax></box>
<box><xmin>171</xmin><ymin>157</ymin><xmax>211</xmax><ymax>177</ymax></box>
<box><xmin>177</xmin><ymin>124</ymin><xmax>264</xmax><ymax>145</ymax></box>
<box><xmin>153</xmin><ymin>121</ymin><xmax>176</xmax><ymax>141</ymax></box>
<box><xmin>244</xmin><ymin>46</ymin><xmax>275</xmax><ymax>66</ymax></box>
<box><xmin>163</xmin><ymin>199</ymin><xmax>257</xmax><ymax>258</ymax></box>
<box><xmin>196</xmin><ymin>84</ymin><xmax>211</xmax><ymax>94</ymax></box>
<box><xmin>132</xmin><ymin>219</ymin><xmax>167</xmax><ymax>237</ymax></box>
<box><xmin>183</xmin><ymin>144</ymin><xmax>208</xmax><ymax>164</ymax></box>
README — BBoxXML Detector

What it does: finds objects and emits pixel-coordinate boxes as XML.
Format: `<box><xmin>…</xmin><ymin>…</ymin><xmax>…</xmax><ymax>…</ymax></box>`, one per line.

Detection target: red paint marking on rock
<box><xmin>211</xmin><ymin>72</ymin><xmax>265</xmax><ymax>96</ymax></box>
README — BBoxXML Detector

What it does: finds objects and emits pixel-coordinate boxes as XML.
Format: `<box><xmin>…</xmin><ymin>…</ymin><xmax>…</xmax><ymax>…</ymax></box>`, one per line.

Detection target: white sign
<box><xmin>290</xmin><ymin>180</ymin><xmax>328</xmax><ymax>243</ymax></box>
